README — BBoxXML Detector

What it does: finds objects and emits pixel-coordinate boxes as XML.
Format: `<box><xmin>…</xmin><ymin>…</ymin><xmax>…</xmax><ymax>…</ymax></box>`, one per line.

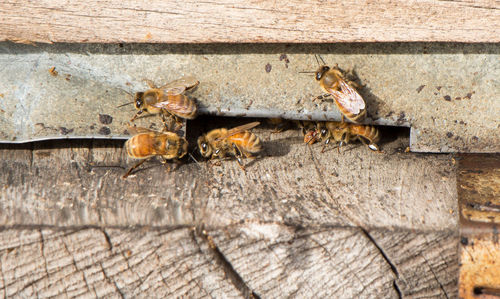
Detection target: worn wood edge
<box><xmin>0</xmin><ymin>129</ymin><xmax>458</xmax><ymax>231</ymax></box>
<box><xmin>1</xmin><ymin>0</ymin><xmax>499</xmax><ymax>43</ymax></box>
<box><xmin>0</xmin><ymin>223</ymin><xmax>458</xmax><ymax>298</ymax></box>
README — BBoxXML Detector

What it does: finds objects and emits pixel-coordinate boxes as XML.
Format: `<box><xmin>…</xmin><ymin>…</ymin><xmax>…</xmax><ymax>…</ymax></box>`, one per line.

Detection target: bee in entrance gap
<box><xmin>123</xmin><ymin>126</ymin><xmax>188</xmax><ymax>179</ymax></box>
<box><xmin>306</xmin><ymin>121</ymin><xmax>380</xmax><ymax>152</ymax></box>
<box><xmin>267</xmin><ymin>118</ymin><xmax>316</xmax><ymax>135</ymax></box>
<box><xmin>119</xmin><ymin>76</ymin><xmax>199</xmax><ymax>130</ymax></box>
<box><xmin>197</xmin><ymin>122</ymin><xmax>262</xmax><ymax>170</ymax></box>
<box><xmin>311</xmin><ymin>56</ymin><xmax>366</xmax><ymax>123</ymax></box>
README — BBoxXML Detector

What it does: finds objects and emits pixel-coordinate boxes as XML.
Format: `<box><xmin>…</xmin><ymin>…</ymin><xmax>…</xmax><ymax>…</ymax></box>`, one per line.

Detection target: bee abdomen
<box><xmin>247</xmin><ymin>132</ymin><xmax>262</xmax><ymax>153</ymax></box>
<box><xmin>180</xmin><ymin>95</ymin><xmax>198</xmax><ymax>119</ymax></box>
<box><xmin>350</xmin><ymin>125</ymin><xmax>380</xmax><ymax>143</ymax></box>
<box><xmin>169</xmin><ymin>95</ymin><xmax>197</xmax><ymax>119</ymax></box>
<box><xmin>231</xmin><ymin>132</ymin><xmax>262</xmax><ymax>153</ymax></box>
<box><xmin>125</xmin><ymin>134</ymin><xmax>155</xmax><ymax>159</ymax></box>
<box><xmin>337</xmin><ymin>105</ymin><xmax>366</xmax><ymax>122</ymax></box>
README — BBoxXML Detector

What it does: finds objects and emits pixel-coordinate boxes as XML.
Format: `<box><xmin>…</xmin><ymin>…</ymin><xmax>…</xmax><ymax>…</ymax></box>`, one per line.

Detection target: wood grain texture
<box><xmin>0</xmin><ymin>225</ymin><xmax>458</xmax><ymax>298</ymax></box>
<box><xmin>209</xmin><ymin>223</ymin><xmax>458</xmax><ymax>298</ymax></box>
<box><xmin>0</xmin><ymin>127</ymin><xmax>458</xmax><ymax>230</ymax></box>
<box><xmin>0</xmin><ymin>227</ymin><xmax>241</xmax><ymax>298</ymax></box>
<box><xmin>1</xmin><ymin>0</ymin><xmax>499</xmax><ymax>43</ymax></box>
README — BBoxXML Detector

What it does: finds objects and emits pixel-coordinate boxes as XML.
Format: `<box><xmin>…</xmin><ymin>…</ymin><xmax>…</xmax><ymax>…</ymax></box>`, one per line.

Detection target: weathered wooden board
<box><xmin>458</xmin><ymin>154</ymin><xmax>500</xmax><ymax>223</ymax></box>
<box><xmin>458</xmin><ymin>154</ymin><xmax>500</xmax><ymax>298</ymax></box>
<box><xmin>1</xmin><ymin>43</ymin><xmax>498</xmax><ymax>153</ymax></box>
<box><xmin>0</xmin><ymin>226</ymin><xmax>458</xmax><ymax>298</ymax></box>
<box><xmin>0</xmin><ymin>125</ymin><xmax>458</xmax><ymax>230</ymax></box>
<box><xmin>1</xmin><ymin>0</ymin><xmax>499</xmax><ymax>43</ymax></box>
<box><xmin>209</xmin><ymin>223</ymin><xmax>458</xmax><ymax>298</ymax></box>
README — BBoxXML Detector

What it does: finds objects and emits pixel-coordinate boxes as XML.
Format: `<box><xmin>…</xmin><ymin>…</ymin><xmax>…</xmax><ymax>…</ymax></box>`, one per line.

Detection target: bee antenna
<box><xmin>188</xmin><ymin>153</ymin><xmax>201</xmax><ymax>168</ymax></box>
<box><xmin>318</xmin><ymin>54</ymin><xmax>326</xmax><ymax>65</ymax></box>
<box><xmin>298</xmin><ymin>71</ymin><xmax>315</xmax><ymax>73</ymax></box>
<box><xmin>314</xmin><ymin>54</ymin><xmax>320</xmax><ymax>66</ymax></box>
<box><xmin>116</xmin><ymin>101</ymin><xmax>134</xmax><ymax>108</ymax></box>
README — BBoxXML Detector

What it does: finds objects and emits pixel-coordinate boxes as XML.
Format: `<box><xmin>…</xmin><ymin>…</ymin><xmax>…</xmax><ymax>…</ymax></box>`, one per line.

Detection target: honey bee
<box><xmin>303</xmin><ymin>128</ymin><xmax>319</xmax><ymax>144</ymax></box>
<box><xmin>197</xmin><ymin>122</ymin><xmax>262</xmax><ymax>170</ymax></box>
<box><xmin>307</xmin><ymin>121</ymin><xmax>380</xmax><ymax>152</ymax></box>
<box><xmin>314</xmin><ymin>63</ymin><xmax>366</xmax><ymax>122</ymax></box>
<box><xmin>123</xmin><ymin>126</ymin><xmax>188</xmax><ymax>178</ymax></box>
<box><xmin>128</xmin><ymin>76</ymin><xmax>199</xmax><ymax>129</ymax></box>
<box><xmin>267</xmin><ymin>118</ymin><xmax>316</xmax><ymax>135</ymax></box>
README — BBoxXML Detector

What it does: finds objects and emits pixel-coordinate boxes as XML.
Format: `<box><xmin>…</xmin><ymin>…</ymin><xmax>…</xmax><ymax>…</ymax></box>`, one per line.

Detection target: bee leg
<box><xmin>272</xmin><ymin>122</ymin><xmax>288</xmax><ymax>133</ymax></box>
<box><xmin>232</xmin><ymin>143</ymin><xmax>246</xmax><ymax>171</ymax></box>
<box><xmin>341</xmin><ymin>114</ymin><xmax>345</xmax><ymax>123</ymax></box>
<box><xmin>159</xmin><ymin>156</ymin><xmax>175</xmax><ymax>172</ymax></box>
<box><xmin>321</xmin><ymin>138</ymin><xmax>330</xmax><ymax>153</ymax></box>
<box><xmin>210</xmin><ymin>159</ymin><xmax>222</xmax><ymax>167</ymax></box>
<box><xmin>159</xmin><ymin>111</ymin><xmax>173</xmax><ymax>132</ymax></box>
<box><xmin>172</xmin><ymin>115</ymin><xmax>184</xmax><ymax>132</ymax></box>
<box><xmin>130</xmin><ymin>110</ymin><xmax>144</xmax><ymax>122</ymax></box>
<box><xmin>122</xmin><ymin>158</ymin><xmax>149</xmax><ymax>179</ymax></box>
<box><xmin>358</xmin><ymin>136</ymin><xmax>380</xmax><ymax>152</ymax></box>
<box><xmin>313</xmin><ymin>93</ymin><xmax>332</xmax><ymax>102</ymax></box>
<box><xmin>167</xmin><ymin>158</ymin><xmax>183</xmax><ymax>171</ymax></box>
<box><xmin>143</xmin><ymin>79</ymin><xmax>157</xmax><ymax>89</ymax></box>
<box><xmin>338</xmin><ymin>132</ymin><xmax>348</xmax><ymax>153</ymax></box>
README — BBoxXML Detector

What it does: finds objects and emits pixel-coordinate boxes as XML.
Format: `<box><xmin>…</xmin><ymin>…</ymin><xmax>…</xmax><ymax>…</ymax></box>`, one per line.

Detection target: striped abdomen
<box><xmin>158</xmin><ymin>94</ymin><xmax>197</xmax><ymax>119</ymax></box>
<box><xmin>227</xmin><ymin>131</ymin><xmax>262</xmax><ymax>154</ymax></box>
<box><xmin>335</xmin><ymin>104</ymin><xmax>366</xmax><ymax>122</ymax></box>
<box><xmin>125</xmin><ymin>133</ymin><xmax>157</xmax><ymax>159</ymax></box>
<box><xmin>349</xmin><ymin>124</ymin><xmax>380</xmax><ymax>144</ymax></box>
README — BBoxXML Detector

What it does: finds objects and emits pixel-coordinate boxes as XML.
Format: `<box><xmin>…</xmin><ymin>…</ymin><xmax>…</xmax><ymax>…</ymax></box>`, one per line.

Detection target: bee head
<box><xmin>315</xmin><ymin>66</ymin><xmax>330</xmax><ymax>81</ymax></box>
<box><xmin>134</xmin><ymin>92</ymin><xmax>144</xmax><ymax>110</ymax></box>
<box><xmin>320</xmin><ymin>127</ymin><xmax>328</xmax><ymax>138</ymax></box>
<box><xmin>197</xmin><ymin>136</ymin><xmax>212</xmax><ymax>158</ymax></box>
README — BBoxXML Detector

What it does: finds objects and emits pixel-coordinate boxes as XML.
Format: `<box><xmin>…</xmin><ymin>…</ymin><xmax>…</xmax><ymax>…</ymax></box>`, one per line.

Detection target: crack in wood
<box><xmin>38</xmin><ymin>230</ymin><xmax>50</xmax><ymax>286</ymax></box>
<box><xmin>100</xmin><ymin>228</ymin><xmax>113</xmax><ymax>251</ymax></box>
<box><xmin>194</xmin><ymin>227</ymin><xmax>260</xmax><ymax>299</ymax></box>
<box><xmin>99</xmin><ymin>262</ymin><xmax>125</xmax><ymax>299</ymax></box>
<box><xmin>0</xmin><ymin>254</ymin><xmax>6</xmax><ymax>299</ymax></box>
<box><xmin>360</xmin><ymin>228</ymin><xmax>403</xmax><ymax>298</ymax></box>
<box><xmin>421</xmin><ymin>254</ymin><xmax>449</xmax><ymax>299</ymax></box>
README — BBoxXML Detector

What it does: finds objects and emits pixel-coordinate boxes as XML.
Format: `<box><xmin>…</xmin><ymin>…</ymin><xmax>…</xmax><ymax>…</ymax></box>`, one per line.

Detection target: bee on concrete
<box><xmin>123</xmin><ymin>126</ymin><xmax>188</xmax><ymax>178</ymax></box>
<box><xmin>197</xmin><ymin>122</ymin><xmax>262</xmax><ymax>170</ymax></box>
<box><xmin>314</xmin><ymin>63</ymin><xmax>366</xmax><ymax>123</ymax></box>
<box><xmin>119</xmin><ymin>76</ymin><xmax>198</xmax><ymax>130</ymax></box>
<box><xmin>306</xmin><ymin>121</ymin><xmax>380</xmax><ymax>152</ymax></box>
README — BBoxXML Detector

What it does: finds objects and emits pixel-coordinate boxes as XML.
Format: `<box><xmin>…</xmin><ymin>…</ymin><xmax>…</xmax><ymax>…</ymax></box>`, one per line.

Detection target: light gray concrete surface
<box><xmin>0</xmin><ymin>43</ymin><xmax>498</xmax><ymax>152</ymax></box>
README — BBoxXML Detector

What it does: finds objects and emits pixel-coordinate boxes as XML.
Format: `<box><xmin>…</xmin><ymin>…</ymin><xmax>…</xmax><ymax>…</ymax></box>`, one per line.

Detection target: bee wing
<box><xmin>215</xmin><ymin>122</ymin><xmax>260</xmax><ymax>141</ymax></box>
<box><xmin>329</xmin><ymin>80</ymin><xmax>366</xmax><ymax>114</ymax></box>
<box><xmin>126</xmin><ymin>125</ymin><xmax>157</xmax><ymax>135</ymax></box>
<box><xmin>152</xmin><ymin>95</ymin><xmax>195</xmax><ymax>115</ymax></box>
<box><xmin>162</xmin><ymin>76</ymin><xmax>199</xmax><ymax>95</ymax></box>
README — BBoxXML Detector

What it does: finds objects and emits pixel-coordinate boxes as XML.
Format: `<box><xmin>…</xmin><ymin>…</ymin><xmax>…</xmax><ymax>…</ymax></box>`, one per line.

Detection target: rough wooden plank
<box><xmin>1</xmin><ymin>0</ymin><xmax>499</xmax><ymax>43</ymax></box>
<box><xmin>0</xmin><ymin>125</ymin><xmax>458</xmax><ymax>230</ymax></box>
<box><xmin>458</xmin><ymin>154</ymin><xmax>500</xmax><ymax>298</ymax></box>
<box><xmin>0</xmin><ymin>227</ymin><xmax>242</xmax><ymax>297</ymax></box>
<box><xmin>208</xmin><ymin>223</ymin><xmax>458</xmax><ymax>298</ymax></box>
<box><xmin>459</xmin><ymin>235</ymin><xmax>500</xmax><ymax>299</ymax></box>
<box><xmin>369</xmin><ymin>229</ymin><xmax>459</xmax><ymax>298</ymax></box>
<box><xmin>0</xmin><ymin>225</ymin><xmax>458</xmax><ymax>298</ymax></box>
<box><xmin>458</xmin><ymin>154</ymin><xmax>500</xmax><ymax>223</ymax></box>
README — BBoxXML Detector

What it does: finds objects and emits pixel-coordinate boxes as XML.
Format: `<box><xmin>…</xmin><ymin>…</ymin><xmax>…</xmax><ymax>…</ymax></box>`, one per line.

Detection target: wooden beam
<box><xmin>0</xmin><ymin>226</ymin><xmax>457</xmax><ymax>297</ymax></box>
<box><xmin>0</xmin><ymin>127</ymin><xmax>458</xmax><ymax>230</ymax></box>
<box><xmin>1</xmin><ymin>0</ymin><xmax>499</xmax><ymax>43</ymax></box>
